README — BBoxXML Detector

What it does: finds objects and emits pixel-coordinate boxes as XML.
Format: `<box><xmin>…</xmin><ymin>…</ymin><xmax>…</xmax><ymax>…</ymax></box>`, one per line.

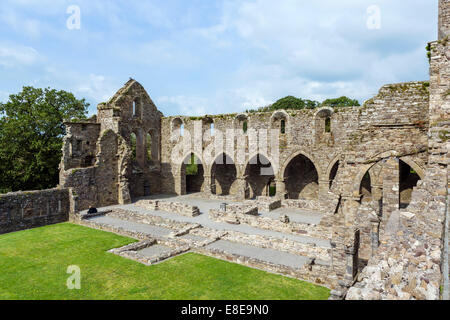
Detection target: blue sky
<box><xmin>0</xmin><ymin>0</ymin><xmax>438</xmax><ymax>116</ymax></box>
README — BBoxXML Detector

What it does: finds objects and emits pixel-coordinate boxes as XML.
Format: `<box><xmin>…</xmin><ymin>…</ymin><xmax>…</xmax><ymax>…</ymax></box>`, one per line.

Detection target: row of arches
<box><xmin>170</xmin><ymin>108</ymin><xmax>334</xmax><ymax>141</ymax></box>
<box><xmin>130</xmin><ymin>130</ymin><xmax>159</xmax><ymax>167</ymax></box>
<box><xmin>358</xmin><ymin>158</ymin><xmax>422</xmax><ymax>208</ymax></box>
<box><xmin>178</xmin><ymin>152</ymin><xmax>326</xmax><ymax>200</ymax></box>
<box><xmin>177</xmin><ymin>151</ymin><xmax>423</xmax><ymax>208</ymax></box>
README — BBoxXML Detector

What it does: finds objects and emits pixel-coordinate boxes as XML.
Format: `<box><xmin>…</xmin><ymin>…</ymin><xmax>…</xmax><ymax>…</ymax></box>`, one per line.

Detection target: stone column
<box><xmin>236</xmin><ymin>176</ymin><xmax>247</xmax><ymax>200</ymax></box>
<box><xmin>203</xmin><ymin>174</ymin><xmax>212</xmax><ymax>195</ymax></box>
<box><xmin>341</xmin><ymin>195</ymin><xmax>361</xmax><ymax>227</ymax></box>
<box><xmin>382</xmin><ymin>157</ymin><xmax>400</xmax><ymax>222</ymax></box>
<box><xmin>275</xmin><ymin>179</ymin><xmax>286</xmax><ymax>199</ymax></box>
<box><xmin>319</xmin><ymin>179</ymin><xmax>331</xmax><ymax>200</ymax></box>
<box><xmin>344</xmin><ymin>229</ymin><xmax>360</xmax><ymax>283</ymax></box>
<box><xmin>371</xmin><ymin>184</ymin><xmax>383</xmax><ymax>214</ymax></box>
<box><xmin>370</xmin><ymin>216</ymin><xmax>381</xmax><ymax>257</ymax></box>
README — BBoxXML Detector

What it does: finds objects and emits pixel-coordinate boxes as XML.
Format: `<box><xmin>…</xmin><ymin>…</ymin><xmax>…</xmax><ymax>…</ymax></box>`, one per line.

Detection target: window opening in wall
<box><xmin>281</xmin><ymin>120</ymin><xmax>286</xmax><ymax>134</ymax></box>
<box><xmin>180</xmin><ymin>124</ymin><xmax>184</xmax><ymax>137</ymax></box>
<box><xmin>325</xmin><ymin>117</ymin><xmax>331</xmax><ymax>133</ymax></box>
<box><xmin>243</xmin><ymin>121</ymin><xmax>248</xmax><ymax>133</ymax></box>
<box><xmin>146</xmin><ymin>133</ymin><xmax>152</xmax><ymax>162</ymax></box>
<box><xmin>211</xmin><ymin>123</ymin><xmax>215</xmax><ymax>136</ymax></box>
<box><xmin>130</xmin><ymin>133</ymin><xmax>137</xmax><ymax>161</ymax></box>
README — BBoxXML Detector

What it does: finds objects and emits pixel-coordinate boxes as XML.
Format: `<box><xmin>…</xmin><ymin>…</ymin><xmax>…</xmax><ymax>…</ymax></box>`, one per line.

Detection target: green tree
<box><xmin>249</xmin><ymin>96</ymin><xmax>320</xmax><ymax>113</ymax></box>
<box><xmin>321</xmin><ymin>96</ymin><xmax>360</xmax><ymax>107</ymax></box>
<box><xmin>0</xmin><ymin>86</ymin><xmax>89</xmax><ymax>193</ymax></box>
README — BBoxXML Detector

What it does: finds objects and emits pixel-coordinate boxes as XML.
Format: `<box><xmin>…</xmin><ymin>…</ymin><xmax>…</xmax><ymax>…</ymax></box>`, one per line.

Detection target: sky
<box><xmin>0</xmin><ymin>0</ymin><xmax>438</xmax><ymax>116</ymax></box>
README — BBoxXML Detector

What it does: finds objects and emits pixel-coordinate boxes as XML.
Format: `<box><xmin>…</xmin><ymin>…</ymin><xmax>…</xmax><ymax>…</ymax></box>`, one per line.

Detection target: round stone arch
<box><xmin>243</xmin><ymin>153</ymin><xmax>277</xmax><ymax>199</ymax></box>
<box><xmin>399</xmin><ymin>156</ymin><xmax>425</xmax><ymax>180</ymax></box>
<box><xmin>280</xmin><ymin>150</ymin><xmax>322</xmax><ymax>181</ymax></box>
<box><xmin>325</xmin><ymin>155</ymin><xmax>342</xmax><ymax>180</ymax></box>
<box><xmin>234</xmin><ymin>113</ymin><xmax>249</xmax><ymax>132</ymax></box>
<box><xmin>177</xmin><ymin>151</ymin><xmax>205</xmax><ymax>195</ymax></box>
<box><xmin>244</xmin><ymin>152</ymin><xmax>279</xmax><ymax>179</ymax></box>
<box><xmin>208</xmin><ymin>152</ymin><xmax>237</xmax><ymax>175</ymax></box>
<box><xmin>281</xmin><ymin>150</ymin><xmax>321</xmax><ymax>200</ymax></box>
<box><xmin>313</xmin><ymin>106</ymin><xmax>334</xmax><ymax>119</ymax></box>
<box><xmin>177</xmin><ymin>151</ymin><xmax>204</xmax><ymax>173</ymax></box>
<box><xmin>270</xmin><ymin>110</ymin><xmax>290</xmax><ymax>134</ymax></box>
<box><xmin>209</xmin><ymin>153</ymin><xmax>238</xmax><ymax>196</ymax></box>
<box><xmin>313</xmin><ymin>107</ymin><xmax>334</xmax><ymax>139</ymax></box>
<box><xmin>352</xmin><ymin>163</ymin><xmax>377</xmax><ymax>197</ymax></box>
<box><xmin>171</xmin><ymin>117</ymin><xmax>184</xmax><ymax>142</ymax></box>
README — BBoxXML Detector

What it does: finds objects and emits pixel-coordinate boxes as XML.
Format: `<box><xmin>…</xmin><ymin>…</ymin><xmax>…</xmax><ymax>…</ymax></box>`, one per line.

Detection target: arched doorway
<box><xmin>399</xmin><ymin>160</ymin><xmax>421</xmax><ymax>208</ymax></box>
<box><xmin>360</xmin><ymin>171</ymin><xmax>372</xmax><ymax>203</ymax></box>
<box><xmin>181</xmin><ymin>153</ymin><xmax>204</xmax><ymax>194</ymax></box>
<box><xmin>211</xmin><ymin>154</ymin><xmax>237</xmax><ymax>196</ymax></box>
<box><xmin>284</xmin><ymin>154</ymin><xmax>319</xmax><ymax>199</ymax></box>
<box><xmin>329</xmin><ymin>160</ymin><xmax>339</xmax><ymax>188</ymax></box>
<box><xmin>244</xmin><ymin>154</ymin><xmax>275</xmax><ymax>199</ymax></box>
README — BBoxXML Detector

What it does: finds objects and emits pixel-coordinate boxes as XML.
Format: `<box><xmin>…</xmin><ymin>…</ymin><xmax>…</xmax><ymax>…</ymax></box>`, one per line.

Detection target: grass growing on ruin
<box><xmin>0</xmin><ymin>223</ymin><xmax>330</xmax><ymax>300</ymax></box>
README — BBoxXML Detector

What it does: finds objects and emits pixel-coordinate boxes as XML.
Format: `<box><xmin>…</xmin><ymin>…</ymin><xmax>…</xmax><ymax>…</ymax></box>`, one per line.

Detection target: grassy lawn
<box><xmin>0</xmin><ymin>223</ymin><xmax>330</xmax><ymax>300</ymax></box>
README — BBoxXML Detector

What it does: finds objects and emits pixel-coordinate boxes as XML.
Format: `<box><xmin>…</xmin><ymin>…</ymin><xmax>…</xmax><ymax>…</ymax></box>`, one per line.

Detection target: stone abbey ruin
<box><xmin>0</xmin><ymin>0</ymin><xmax>449</xmax><ymax>300</ymax></box>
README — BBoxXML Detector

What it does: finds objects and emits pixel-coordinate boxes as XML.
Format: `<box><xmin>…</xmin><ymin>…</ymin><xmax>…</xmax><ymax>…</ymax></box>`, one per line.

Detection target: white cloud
<box><xmin>0</xmin><ymin>44</ymin><xmax>39</xmax><ymax>67</ymax></box>
<box><xmin>74</xmin><ymin>74</ymin><xmax>118</xmax><ymax>103</ymax></box>
<box><xmin>157</xmin><ymin>95</ymin><xmax>209</xmax><ymax>116</ymax></box>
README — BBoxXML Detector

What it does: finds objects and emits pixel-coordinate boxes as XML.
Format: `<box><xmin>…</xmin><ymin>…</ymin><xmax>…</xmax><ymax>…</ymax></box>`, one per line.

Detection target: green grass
<box><xmin>0</xmin><ymin>223</ymin><xmax>330</xmax><ymax>300</ymax></box>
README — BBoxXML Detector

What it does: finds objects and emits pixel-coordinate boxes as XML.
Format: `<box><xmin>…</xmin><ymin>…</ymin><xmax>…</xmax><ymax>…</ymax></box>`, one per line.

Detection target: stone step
<box><xmin>205</xmin><ymin>239</ymin><xmax>330</xmax><ymax>269</ymax></box>
<box><xmin>85</xmin><ymin>212</ymin><xmax>330</xmax><ymax>266</ymax></box>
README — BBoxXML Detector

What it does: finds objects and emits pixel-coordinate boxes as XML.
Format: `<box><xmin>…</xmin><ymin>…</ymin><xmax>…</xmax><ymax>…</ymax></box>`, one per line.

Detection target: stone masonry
<box><xmin>0</xmin><ymin>0</ymin><xmax>447</xmax><ymax>300</ymax></box>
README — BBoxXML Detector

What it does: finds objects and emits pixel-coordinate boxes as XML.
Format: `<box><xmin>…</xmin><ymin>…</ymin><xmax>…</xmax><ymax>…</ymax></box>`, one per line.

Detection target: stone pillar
<box><xmin>370</xmin><ymin>216</ymin><xmax>380</xmax><ymax>257</ymax></box>
<box><xmin>319</xmin><ymin>179</ymin><xmax>331</xmax><ymax>197</ymax></box>
<box><xmin>371</xmin><ymin>184</ymin><xmax>383</xmax><ymax>211</ymax></box>
<box><xmin>236</xmin><ymin>176</ymin><xmax>247</xmax><ymax>200</ymax></box>
<box><xmin>275</xmin><ymin>179</ymin><xmax>286</xmax><ymax>199</ymax></box>
<box><xmin>341</xmin><ymin>195</ymin><xmax>361</xmax><ymax>227</ymax></box>
<box><xmin>344</xmin><ymin>229</ymin><xmax>360</xmax><ymax>282</ymax></box>
<box><xmin>382</xmin><ymin>157</ymin><xmax>400</xmax><ymax>222</ymax></box>
<box><xmin>203</xmin><ymin>174</ymin><xmax>212</xmax><ymax>195</ymax></box>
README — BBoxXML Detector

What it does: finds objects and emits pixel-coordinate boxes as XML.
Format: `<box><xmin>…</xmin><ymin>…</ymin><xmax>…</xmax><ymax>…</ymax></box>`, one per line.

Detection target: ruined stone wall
<box><xmin>344</xmin><ymin>14</ymin><xmax>449</xmax><ymax>299</ymax></box>
<box><xmin>60</xmin><ymin>80</ymin><xmax>163</xmax><ymax>210</ymax></box>
<box><xmin>60</xmin><ymin>122</ymin><xmax>100</xmax><ymax>171</ymax></box>
<box><xmin>0</xmin><ymin>189</ymin><xmax>70</xmax><ymax>234</ymax></box>
<box><xmin>439</xmin><ymin>0</ymin><xmax>450</xmax><ymax>40</ymax></box>
<box><xmin>160</xmin><ymin>106</ymin><xmax>361</xmax><ymax>198</ymax></box>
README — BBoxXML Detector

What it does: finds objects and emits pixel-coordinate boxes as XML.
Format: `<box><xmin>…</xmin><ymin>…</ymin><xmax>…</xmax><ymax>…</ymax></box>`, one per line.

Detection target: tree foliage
<box><xmin>247</xmin><ymin>96</ymin><xmax>319</xmax><ymax>113</ymax></box>
<box><xmin>0</xmin><ymin>87</ymin><xmax>89</xmax><ymax>193</ymax></box>
<box><xmin>321</xmin><ymin>96</ymin><xmax>360</xmax><ymax>107</ymax></box>
<box><xmin>246</xmin><ymin>95</ymin><xmax>359</xmax><ymax>113</ymax></box>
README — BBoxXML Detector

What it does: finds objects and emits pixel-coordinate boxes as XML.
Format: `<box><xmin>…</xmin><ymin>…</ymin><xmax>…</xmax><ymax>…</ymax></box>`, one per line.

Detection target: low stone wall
<box><xmin>194</xmin><ymin>245</ymin><xmax>336</xmax><ymax>288</ymax></box>
<box><xmin>0</xmin><ymin>188</ymin><xmax>70</xmax><ymax>235</ymax></box>
<box><xmin>252</xmin><ymin>197</ymin><xmax>282</xmax><ymax>212</ymax></box>
<box><xmin>109</xmin><ymin>239</ymin><xmax>191</xmax><ymax>266</ymax></box>
<box><xmin>225</xmin><ymin>203</ymin><xmax>259</xmax><ymax>216</ymax></box>
<box><xmin>282</xmin><ymin>194</ymin><xmax>341</xmax><ymax>215</ymax></box>
<box><xmin>209</xmin><ymin>208</ymin><xmax>331</xmax><ymax>240</ymax></box>
<box><xmin>282</xmin><ymin>199</ymin><xmax>323</xmax><ymax>212</ymax></box>
<box><xmin>135</xmin><ymin>200</ymin><xmax>200</xmax><ymax>217</ymax></box>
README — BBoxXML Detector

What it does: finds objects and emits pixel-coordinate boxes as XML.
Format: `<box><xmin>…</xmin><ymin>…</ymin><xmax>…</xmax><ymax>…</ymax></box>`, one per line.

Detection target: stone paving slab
<box><xmin>178</xmin><ymin>234</ymin><xmax>208</xmax><ymax>242</ymax></box>
<box><xmin>262</xmin><ymin>208</ymin><xmax>324</xmax><ymax>225</ymax></box>
<box><xmin>89</xmin><ymin>216</ymin><xmax>173</xmax><ymax>238</ymax></box>
<box><xmin>137</xmin><ymin>244</ymin><xmax>173</xmax><ymax>258</ymax></box>
<box><xmin>205</xmin><ymin>239</ymin><xmax>310</xmax><ymax>269</ymax></box>
<box><xmin>100</xmin><ymin>196</ymin><xmax>331</xmax><ymax>248</ymax></box>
